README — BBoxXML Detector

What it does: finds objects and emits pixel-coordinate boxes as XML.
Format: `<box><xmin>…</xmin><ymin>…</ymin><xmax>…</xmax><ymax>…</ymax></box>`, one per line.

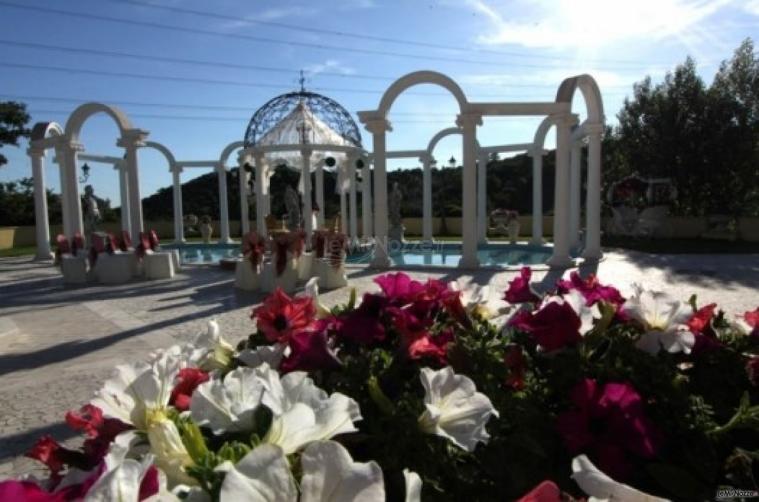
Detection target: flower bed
<box><xmin>3</xmin><ymin>269</ymin><xmax>759</xmax><ymax>501</ymax></box>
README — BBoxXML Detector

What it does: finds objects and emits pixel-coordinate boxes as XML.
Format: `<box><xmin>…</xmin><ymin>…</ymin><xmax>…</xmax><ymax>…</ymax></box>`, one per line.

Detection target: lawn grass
<box><xmin>0</xmin><ymin>246</ymin><xmax>38</xmax><ymax>258</ymax></box>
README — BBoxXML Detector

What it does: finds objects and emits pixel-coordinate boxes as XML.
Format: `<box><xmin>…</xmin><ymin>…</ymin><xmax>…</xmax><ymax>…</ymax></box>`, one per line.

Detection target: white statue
<box><xmin>284</xmin><ymin>185</ymin><xmax>302</xmax><ymax>231</ymax></box>
<box><xmin>83</xmin><ymin>185</ymin><xmax>101</xmax><ymax>236</ymax></box>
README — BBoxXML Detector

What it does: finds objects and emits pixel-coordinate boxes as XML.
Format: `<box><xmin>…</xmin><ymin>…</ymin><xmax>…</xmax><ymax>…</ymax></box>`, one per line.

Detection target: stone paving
<box><xmin>0</xmin><ymin>249</ymin><xmax>758</xmax><ymax>479</ymax></box>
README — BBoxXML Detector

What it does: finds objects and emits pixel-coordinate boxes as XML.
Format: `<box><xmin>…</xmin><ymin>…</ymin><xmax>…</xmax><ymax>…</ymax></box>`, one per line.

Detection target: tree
<box><xmin>0</xmin><ymin>101</ymin><xmax>31</xmax><ymax>166</ymax></box>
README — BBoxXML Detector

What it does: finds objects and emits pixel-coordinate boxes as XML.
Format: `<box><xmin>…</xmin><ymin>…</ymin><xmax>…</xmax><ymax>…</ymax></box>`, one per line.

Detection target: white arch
<box><xmin>143</xmin><ymin>140</ymin><xmax>177</xmax><ymax>167</ymax></box>
<box><xmin>426</xmin><ymin>127</ymin><xmax>462</xmax><ymax>156</ymax></box>
<box><xmin>219</xmin><ymin>140</ymin><xmax>245</xmax><ymax>168</ymax></box>
<box><xmin>28</xmin><ymin>122</ymin><xmax>65</xmax><ymax>260</ymax></box>
<box><xmin>64</xmin><ymin>102</ymin><xmax>133</xmax><ymax>141</ymax></box>
<box><xmin>30</xmin><ymin>121</ymin><xmax>64</xmax><ymax>143</ymax></box>
<box><xmin>555</xmin><ymin>74</ymin><xmax>604</xmax><ymax>124</ymax></box>
<box><xmin>555</xmin><ymin>74</ymin><xmax>605</xmax><ymax>261</ymax></box>
<box><xmin>378</xmin><ymin>71</ymin><xmax>468</xmax><ymax>118</ymax></box>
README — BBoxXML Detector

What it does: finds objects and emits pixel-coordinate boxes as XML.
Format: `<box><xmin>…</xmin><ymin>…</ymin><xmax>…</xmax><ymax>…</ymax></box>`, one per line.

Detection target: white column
<box><xmin>60</xmin><ymin>140</ymin><xmax>85</xmax><ymax>238</ymax></box>
<box><xmin>364</xmin><ymin>118</ymin><xmax>391</xmax><ymax>268</ymax></box>
<box><xmin>339</xmin><ymin>163</ymin><xmax>348</xmax><ymax>234</ymax></box>
<box><xmin>171</xmin><ymin>165</ymin><xmax>184</xmax><ymax>243</ymax></box>
<box><xmin>216</xmin><ymin>163</ymin><xmax>231</xmax><ymax>243</ymax></box>
<box><xmin>254</xmin><ymin>151</ymin><xmax>266</xmax><ymax>236</ymax></box>
<box><xmin>548</xmin><ymin>114</ymin><xmax>574</xmax><ymax>268</ymax></box>
<box><xmin>569</xmin><ymin>142</ymin><xmax>582</xmax><ymax>248</ymax></box>
<box><xmin>529</xmin><ymin>151</ymin><xmax>544</xmax><ymax>245</ymax></box>
<box><xmin>477</xmin><ymin>151</ymin><xmax>488</xmax><ymax>244</ymax></box>
<box><xmin>54</xmin><ymin>144</ymin><xmax>71</xmax><ymax>237</ymax></box>
<box><xmin>421</xmin><ymin>154</ymin><xmax>433</xmax><ymax>243</ymax></box>
<box><xmin>116</xmin><ymin>162</ymin><xmax>131</xmax><ymax>235</ymax></box>
<box><xmin>361</xmin><ymin>160</ymin><xmax>372</xmax><ymax>238</ymax></box>
<box><xmin>301</xmin><ymin>148</ymin><xmax>313</xmax><ymax>239</ymax></box>
<box><xmin>347</xmin><ymin>156</ymin><xmax>358</xmax><ymax>241</ymax></box>
<box><xmin>457</xmin><ymin>113</ymin><xmax>482</xmax><ymax>269</ymax></box>
<box><xmin>315</xmin><ymin>159</ymin><xmax>325</xmax><ymax>229</ymax></box>
<box><xmin>29</xmin><ymin>146</ymin><xmax>52</xmax><ymax>260</ymax></box>
<box><xmin>582</xmin><ymin>125</ymin><xmax>604</xmax><ymax>260</ymax></box>
<box><xmin>238</xmin><ymin>154</ymin><xmax>251</xmax><ymax>237</ymax></box>
<box><xmin>118</xmin><ymin>130</ymin><xmax>147</xmax><ymax>241</ymax></box>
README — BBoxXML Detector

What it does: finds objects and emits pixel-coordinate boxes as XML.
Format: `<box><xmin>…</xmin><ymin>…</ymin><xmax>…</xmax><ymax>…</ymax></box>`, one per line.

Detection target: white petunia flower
<box><xmin>417</xmin><ymin>366</ymin><xmax>499</xmax><ymax>452</ymax></box>
<box><xmin>262</xmin><ymin>371</ymin><xmax>362</xmax><ymax>455</ymax></box>
<box><xmin>147</xmin><ymin>419</ymin><xmax>197</xmax><ymax>488</ymax></box>
<box><xmin>190</xmin><ymin>364</ymin><xmax>361</xmax><ymax>454</ymax></box>
<box><xmin>303</xmin><ymin>277</ymin><xmax>332</xmax><ymax>318</ymax></box>
<box><xmin>625</xmin><ymin>285</ymin><xmax>694</xmax><ymax>355</ymax></box>
<box><xmin>448</xmin><ymin>279</ymin><xmax>509</xmax><ymax>322</ymax></box>
<box><xmin>92</xmin><ymin>348</ymin><xmax>184</xmax><ymax>431</ymax></box>
<box><xmin>572</xmin><ymin>455</ymin><xmax>670</xmax><ymax>501</ymax></box>
<box><xmin>190</xmin><ymin>366</ymin><xmax>266</xmax><ymax>434</ymax></box>
<box><xmin>300</xmin><ymin>441</ymin><xmax>385</xmax><ymax>502</ymax></box>
<box><xmin>218</xmin><ymin>444</ymin><xmax>297</xmax><ymax>502</ymax></box>
<box><xmin>403</xmin><ymin>469</ymin><xmax>422</xmax><ymax>502</ymax></box>
<box><xmin>84</xmin><ymin>432</ymin><xmax>159</xmax><ymax>502</ymax></box>
<box><xmin>188</xmin><ymin>320</ymin><xmax>237</xmax><ymax>372</ymax></box>
<box><xmin>238</xmin><ymin>344</ymin><xmax>287</xmax><ymax>370</ymax></box>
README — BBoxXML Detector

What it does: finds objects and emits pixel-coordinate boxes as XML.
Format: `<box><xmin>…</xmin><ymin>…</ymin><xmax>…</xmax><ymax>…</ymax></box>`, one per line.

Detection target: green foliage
<box><xmin>608</xmin><ymin>39</ymin><xmax>759</xmax><ymax>216</ymax></box>
<box><xmin>0</xmin><ymin>101</ymin><xmax>30</xmax><ymax>166</ymax></box>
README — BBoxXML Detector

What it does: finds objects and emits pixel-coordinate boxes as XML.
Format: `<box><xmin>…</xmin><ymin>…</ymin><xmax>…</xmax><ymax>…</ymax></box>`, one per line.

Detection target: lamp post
<box><xmin>79</xmin><ymin>162</ymin><xmax>90</xmax><ymax>183</ymax></box>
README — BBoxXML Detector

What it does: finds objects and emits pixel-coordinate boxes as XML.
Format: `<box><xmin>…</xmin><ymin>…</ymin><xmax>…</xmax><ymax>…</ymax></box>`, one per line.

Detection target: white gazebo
<box><xmin>239</xmin><ymin>83</ymin><xmax>368</xmax><ymax>242</ymax></box>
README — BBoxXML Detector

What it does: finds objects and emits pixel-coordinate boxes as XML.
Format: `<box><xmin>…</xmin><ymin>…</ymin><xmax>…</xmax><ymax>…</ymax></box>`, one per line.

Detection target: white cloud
<box><xmin>467</xmin><ymin>0</ymin><xmax>732</xmax><ymax>49</ymax></box>
<box><xmin>304</xmin><ymin>59</ymin><xmax>356</xmax><ymax>77</ymax></box>
<box><xmin>216</xmin><ymin>6</ymin><xmax>320</xmax><ymax>31</ymax></box>
<box><xmin>742</xmin><ymin>0</ymin><xmax>759</xmax><ymax>16</ymax></box>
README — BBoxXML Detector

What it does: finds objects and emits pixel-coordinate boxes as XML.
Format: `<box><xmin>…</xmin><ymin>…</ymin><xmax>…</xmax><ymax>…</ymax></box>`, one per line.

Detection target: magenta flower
<box><xmin>556</xmin><ymin>378</ymin><xmax>661</xmax><ymax>480</ymax></box>
<box><xmin>374</xmin><ymin>272</ymin><xmax>424</xmax><ymax>303</ymax></box>
<box><xmin>504</xmin><ymin>267</ymin><xmax>540</xmax><ymax>305</ymax></box>
<box><xmin>280</xmin><ymin>319</ymin><xmax>341</xmax><ymax>373</ymax></box>
<box><xmin>508</xmin><ymin>301</ymin><xmax>582</xmax><ymax>352</ymax></box>
<box><xmin>407</xmin><ymin>328</ymin><xmax>455</xmax><ymax>364</ymax></box>
<box><xmin>338</xmin><ymin>293</ymin><xmax>387</xmax><ymax>345</ymax></box>
<box><xmin>557</xmin><ymin>272</ymin><xmax>625</xmax><ymax>307</ymax></box>
<box><xmin>686</xmin><ymin>303</ymin><xmax>723</xmax><ymax>355</ymax></box>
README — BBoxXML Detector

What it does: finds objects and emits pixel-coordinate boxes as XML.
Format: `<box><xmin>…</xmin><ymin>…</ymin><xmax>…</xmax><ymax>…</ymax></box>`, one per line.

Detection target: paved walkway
<box><xmin>0</xmin><ymin>250</ymin><xmax>757</xmax><ymax>478</ymax></box>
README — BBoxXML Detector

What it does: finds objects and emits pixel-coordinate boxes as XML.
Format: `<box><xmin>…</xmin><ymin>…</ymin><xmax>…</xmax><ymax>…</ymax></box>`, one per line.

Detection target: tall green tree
<box><xmin>610</xmin><ymin>40</ymin><xmax>759</xmax><ymax>217</ymax></box>
<box><xmin>0</xmin><ymin>101</ymin><xmax>31</xmax><ymax>166</ymax></box>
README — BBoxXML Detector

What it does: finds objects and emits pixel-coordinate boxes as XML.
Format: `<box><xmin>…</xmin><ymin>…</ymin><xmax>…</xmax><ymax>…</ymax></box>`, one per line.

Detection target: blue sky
<box><xmin>1</xmin><ymin>0</ymin><xmax>757</xmax><ymax>206</ymax></box>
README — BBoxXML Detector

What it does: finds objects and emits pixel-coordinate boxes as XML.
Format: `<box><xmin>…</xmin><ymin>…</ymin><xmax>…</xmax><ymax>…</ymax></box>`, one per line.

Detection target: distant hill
<box><xmin>141</xmin><ymin>152</ymin><xmax>560</xmax><ymax>221</ymax></box>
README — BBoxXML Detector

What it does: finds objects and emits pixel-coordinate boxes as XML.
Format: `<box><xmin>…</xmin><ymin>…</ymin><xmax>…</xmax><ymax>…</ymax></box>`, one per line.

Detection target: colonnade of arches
<box><xmin>29</xmin><ymin>70</ymin><xmax>603</xmax><ymax>269</ymax></box>
<box><xmin>358</xmin><ymin>70</ymin><xmax>604</xmax><ymax>268</ymax></box>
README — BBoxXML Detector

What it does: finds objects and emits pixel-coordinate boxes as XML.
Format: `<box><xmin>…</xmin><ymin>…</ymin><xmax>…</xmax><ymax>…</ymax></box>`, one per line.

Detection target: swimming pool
<box><xmin>166</xmin><ymin>242</ymin><xmax>561</xmax><ymax>268</ymax></box>
<box><xmin>164</xmin><ymin>243</ymin><xmax>242</xmax><ymax>264</ymax></box>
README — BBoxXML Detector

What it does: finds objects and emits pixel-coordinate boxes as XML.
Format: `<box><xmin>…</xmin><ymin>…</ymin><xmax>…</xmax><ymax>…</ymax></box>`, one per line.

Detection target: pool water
<box><xmin>346</xmin><ymin>242</ymin><xmax>554</xmax><ymax>267</ymax></box>
<box><xmin>164</xmin><ymin>243</ymin><xmax>242</xmax><ymax>264</ymax></box>
<box><xmin>166</xmin><ymin>242</ymin><xmax>557</xmax><ymax>268</ymax></box>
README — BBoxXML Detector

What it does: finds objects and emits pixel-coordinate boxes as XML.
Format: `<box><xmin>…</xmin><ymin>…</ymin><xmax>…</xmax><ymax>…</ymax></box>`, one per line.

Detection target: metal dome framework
<box><xmin>244</xmin><ymin>90</ymin><xmax>362</xmax><ymax>149</ymax></box>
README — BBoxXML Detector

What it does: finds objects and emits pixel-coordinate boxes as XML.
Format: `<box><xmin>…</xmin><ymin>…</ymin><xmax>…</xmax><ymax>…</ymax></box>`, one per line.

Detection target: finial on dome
<box><xmin>299</xmin><ymin>70</ymin><xmax>306</xmax><ymax>92</ymax></box>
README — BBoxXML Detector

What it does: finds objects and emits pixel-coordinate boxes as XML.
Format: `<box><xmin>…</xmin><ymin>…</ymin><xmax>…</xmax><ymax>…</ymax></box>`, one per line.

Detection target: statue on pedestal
<box><xmin>284</xmin><ymin>185</ymin><xmax>302</xmax><ymax>231</ymax></box>
<box><xmin>83</xmin><ymin>185</ymin><xmax>101</xmax><ymax>241</ymax></box>
<box><xmin>388</xmin><ymin>182</ymin><xmax>405</xmax><ymax>244</ymax></box>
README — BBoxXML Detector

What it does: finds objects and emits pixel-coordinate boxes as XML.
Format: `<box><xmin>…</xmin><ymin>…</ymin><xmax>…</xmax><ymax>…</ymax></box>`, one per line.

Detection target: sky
<box><xmin>1</xmin><ymin>0</ymin><xmax>757</xmax><ymax>207</ymax></box>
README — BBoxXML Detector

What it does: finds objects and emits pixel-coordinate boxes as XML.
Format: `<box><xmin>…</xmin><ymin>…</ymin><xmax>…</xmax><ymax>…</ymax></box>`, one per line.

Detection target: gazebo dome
<box><xmin>244</xmin><ymin>89</ymin><xmax>362</xmax><ymax>150</ymax></box>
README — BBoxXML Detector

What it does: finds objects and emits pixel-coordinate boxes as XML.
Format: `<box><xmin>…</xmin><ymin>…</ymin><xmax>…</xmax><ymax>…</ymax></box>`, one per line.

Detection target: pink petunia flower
<box><xmin>557</xmin><ymin>272</ymin><xmax>625</xmax><ymax>307</ymax></box>
<box><xmin>556</xmin><ymin>378</ymin><xmax>662</xmax><ymax>480</ymax></box>
<box><xmin>280</xmin><ymin>320</ymin><xmax>341</xmax><ymax>373</ymax></box>
<box><xmin>504</xmin><ymin>267</ymin><xmax>541</xmax><ymax>305</ymax></box>
<box><xmin>253</xmin><ymin>288</ymin><xmax>316</xmax><ymax>344</ymax></box>
<box><xmin>508</xmin><ymin>301</ymin><xmax>582</xmax><ymax>352</ymax></box>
